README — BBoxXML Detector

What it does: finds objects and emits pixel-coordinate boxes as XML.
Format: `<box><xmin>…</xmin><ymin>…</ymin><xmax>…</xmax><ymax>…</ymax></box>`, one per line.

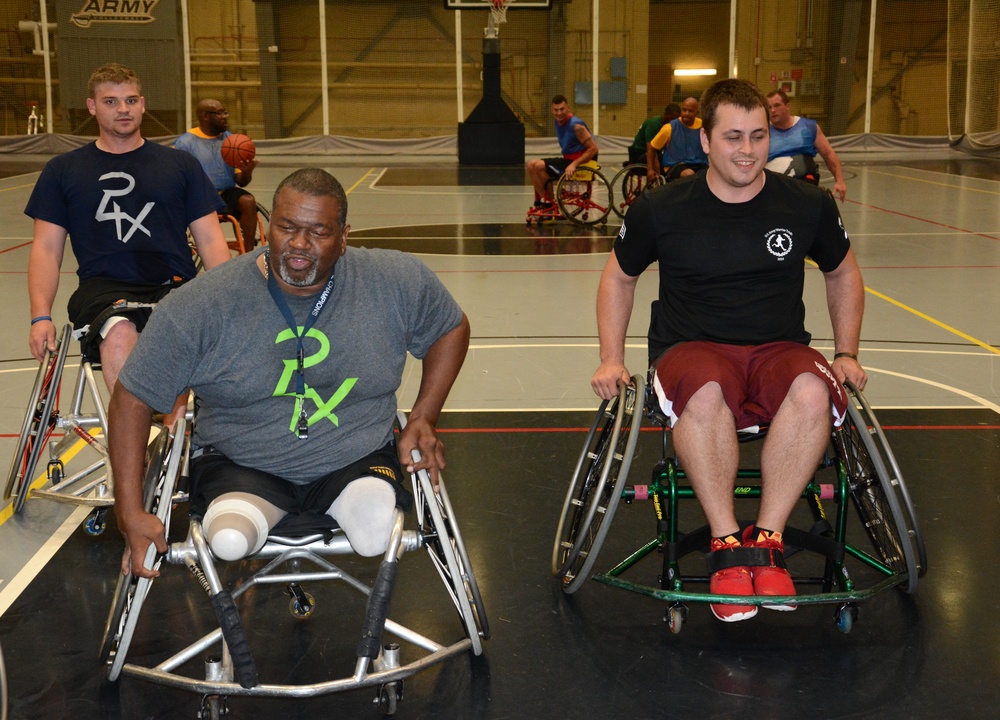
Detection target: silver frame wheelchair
<box><xmin>4</xmin><ymin>302</ymin><xmax>160</xmax><ymax>533</ymax></box>
<box><xmin>100</xmin><ymin>411</ymin><xmax>488</xmax><ymax>717</ymax></box>
<box><xmin>552</xmin><ymin>370</ymin><xmax>927</xmax><ymax>634</ymax></box>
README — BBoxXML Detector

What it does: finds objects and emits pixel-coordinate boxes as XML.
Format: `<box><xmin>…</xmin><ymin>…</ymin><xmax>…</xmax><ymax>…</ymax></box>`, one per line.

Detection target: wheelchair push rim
<box><xmin>552</xmin><ymin>374</ymin><xmax>644</xmax><ymax>593</ymax></box>
<box><xmin>4</xmin><ymin>324</ymin><xmax>72</xmax><ymax>512</ymax></box>
<box><xmin>838</xmin><ymin>381</ymin><xmax>925</xmax><ymax>593</ymax></box>
<box><xmin>103</xmin><ymin>418</ymin><xmax>186</xmax><ymax>681</ymax></box>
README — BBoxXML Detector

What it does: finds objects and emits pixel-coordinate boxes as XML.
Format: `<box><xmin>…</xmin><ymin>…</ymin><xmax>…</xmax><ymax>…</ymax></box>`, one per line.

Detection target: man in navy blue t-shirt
<box><xmin>25</xmin><ymin>63</ymin><xmax>230</xmax><ymax>396</ymax></box>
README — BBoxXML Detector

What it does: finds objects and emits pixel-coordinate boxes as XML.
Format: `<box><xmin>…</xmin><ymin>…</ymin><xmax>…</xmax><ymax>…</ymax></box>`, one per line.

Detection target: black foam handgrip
<box><xmin>210</xmin><ymin>590</ymin><xmax>259</xmax><ymax>688</ymax></box>
<box><xmin>357</xmin><ymin>560</ymin><xmax>398</xmax><ymax>659</ymax></box>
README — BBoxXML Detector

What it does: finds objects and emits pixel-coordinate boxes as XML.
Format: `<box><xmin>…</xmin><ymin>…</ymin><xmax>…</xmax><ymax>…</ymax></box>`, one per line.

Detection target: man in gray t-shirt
<box><xmin>111</xmin><ymin>168</ymin><xmax>470</xmax><ymax>570</ymax></box>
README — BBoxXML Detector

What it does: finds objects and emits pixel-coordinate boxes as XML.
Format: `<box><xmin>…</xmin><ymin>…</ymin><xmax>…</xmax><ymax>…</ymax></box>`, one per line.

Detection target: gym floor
<box><xmin>0</xmin><ymin>147</ymin><xmax>998</xmax><ymax>719</ymax></box>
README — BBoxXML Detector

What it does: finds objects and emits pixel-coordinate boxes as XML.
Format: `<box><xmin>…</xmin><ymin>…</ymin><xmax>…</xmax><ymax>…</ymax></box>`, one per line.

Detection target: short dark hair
<box><xmin>767</xmin><ymin>89</ymin><xmax>790</xmax><ymax>104</ymax></box>
<box><xmin>88</xmin><ymin>63</ymin><xmax>141</xmax><ymax>98</ymax></box>
<box><xmin>273</xmin><ymin>168</ymin><xmax>348</xmax><ymax>227</ymax></box>
<box><xmin>552</xmin><ymin>94</ymin><xmax>568</xmax><ymax>106</ymax></box>
<box><xmin>663</xmin><ymin>102</ymin><xmax>681</xmax><ymax>117</ymax></box>
<box><xmin>700</xmin><ymin>78</ymin><xmax>767</xmax><ymax>137</ymax></box>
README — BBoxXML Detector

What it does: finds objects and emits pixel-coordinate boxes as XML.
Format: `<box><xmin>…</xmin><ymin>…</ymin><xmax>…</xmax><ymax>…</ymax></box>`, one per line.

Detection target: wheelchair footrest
<box><xmin>210</xmin><ymin>590</ymin><xmax>259</xmax><ymax>689</ymax></box>
<box><xmin>357</xmin><ymin>560</ymin><xmax>398</xmax><ymax>659</ymax></box>
<box><xmin>706</xmin><ymin>546</ymin><xmax>787</xmax><ymax>573</ymax></box>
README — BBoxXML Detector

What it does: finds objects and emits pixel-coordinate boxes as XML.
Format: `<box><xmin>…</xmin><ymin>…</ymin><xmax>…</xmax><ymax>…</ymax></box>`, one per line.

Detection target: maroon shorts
<box><xmin>652</xmin><ymin>341</ymin><xmax>848</xmax><ymax>431</ymax></box>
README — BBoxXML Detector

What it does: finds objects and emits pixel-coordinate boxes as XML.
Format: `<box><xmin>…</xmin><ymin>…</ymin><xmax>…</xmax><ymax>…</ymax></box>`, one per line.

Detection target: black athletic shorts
<box><xmin>67</xmin><ymin>277</ymin><xmax>183</xmax><ymax>362</ymax></box>
<box><xmin>219</xmin><ymin>186</ymin><xmax>253</xmax><ymax>218</ymax></box>
<box><xmin>188</xmin><ymin>441</ymin><xmax>413</xmax><ymax>523</ymax></box>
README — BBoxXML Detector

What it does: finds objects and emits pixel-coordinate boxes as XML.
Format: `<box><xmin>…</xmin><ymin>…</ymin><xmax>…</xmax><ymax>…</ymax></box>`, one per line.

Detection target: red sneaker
<box><xmin>708</xmin><ymin>536</ymin><xmax>757</xmax><ymax>622</ymax></box>
<box><xmin>744</xmin><ymin>527</ymin><xmax>796</xmax><ymax>611</ymax></box>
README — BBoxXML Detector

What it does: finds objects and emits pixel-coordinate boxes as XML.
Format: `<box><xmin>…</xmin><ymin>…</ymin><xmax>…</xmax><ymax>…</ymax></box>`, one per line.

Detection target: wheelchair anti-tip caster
<box><xmin>376</xmin><ymin>681</ymin><xmax>404</xmax><ymax>716</ymax></box>
<box><xmin>47</xmin><ymin>460</ymin><xmax>64</xmax><ymax>485</ymax></box>
<box><xmin>286</xmin><ymin>584</ymin><xmax>315</xmax><ymax>618</ymax></box>
<box><xmin>374</xmin><ymin>642</ymin><xmax>404</xmax><ymax>715</ymax></box>
<box><xmin>664</xmin><ymin>603</ymin><xmax>688</xmax><ymax>634</ymax></box>
<box><xmin>835</xmin><ymin>603</ymin><xmax>859</xmax><ymax>634</ymax></box>
<box><xmin>199</xmin><ymin>693</ymin><xmax>228</xmax><ymax>719</ymax></box>
<box><xmin>83</xmin><ymin>508</ymin><xmax>108</xmax><ymax>536</ymax></box>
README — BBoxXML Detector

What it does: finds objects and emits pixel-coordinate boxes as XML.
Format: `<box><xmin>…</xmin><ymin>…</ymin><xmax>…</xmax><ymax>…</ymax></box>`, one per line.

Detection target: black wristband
<box><xmin>834</xmin><ymin>352</ymin><xmax>857</xmax><ymax>361</ymax></box>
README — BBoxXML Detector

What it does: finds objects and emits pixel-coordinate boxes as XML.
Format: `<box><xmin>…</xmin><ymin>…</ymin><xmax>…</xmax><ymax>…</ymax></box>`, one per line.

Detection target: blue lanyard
<box><xmin>264</xmin><ymin>250</ymin><xmax>336</xmax><ymax>438</ymax></box>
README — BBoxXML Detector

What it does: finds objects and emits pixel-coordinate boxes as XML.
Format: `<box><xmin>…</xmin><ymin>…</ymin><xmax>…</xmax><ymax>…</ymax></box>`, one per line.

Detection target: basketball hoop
<box><xmin>485</xmin><ymin>0</ymin><xmax>514</xmax><ymax>39</ymax></box>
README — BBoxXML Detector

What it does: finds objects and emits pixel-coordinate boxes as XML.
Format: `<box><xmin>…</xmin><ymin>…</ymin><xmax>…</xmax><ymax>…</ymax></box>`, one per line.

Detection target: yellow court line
<box><xmin>343</xmin><ymin>169</ymin><xmax>377</xmax><ymax>195</ymax></box>
<box><xmin>806</xmin><ymin>257</ymin><xmax>999</xmax><ymax>356</ymax></box>
<box><xmin>864</xmin><ymin>286</ymin><xmax>1000</xmax><ymax>355</ymax></box>
<box><xmin>0</xmin><ymin>432</ymin><xmax>100</xmax><ymax>528</ymax></box>
<box><xmin>865</xmin><ymin>168</ymin><xmax>1000</xmax><ymax>196</ymax></box>
<box><xmin>0</xmin><ymin>182</ymin><xmax>38</xmax><ymax>194</ymax></box>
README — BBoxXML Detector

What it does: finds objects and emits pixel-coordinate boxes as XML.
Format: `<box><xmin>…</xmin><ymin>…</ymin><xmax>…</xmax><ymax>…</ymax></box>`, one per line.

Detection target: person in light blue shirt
<box><xmin>175</xmin><ymin>98</ymin><xmax>261</xmax><ymax>248</ymax></box>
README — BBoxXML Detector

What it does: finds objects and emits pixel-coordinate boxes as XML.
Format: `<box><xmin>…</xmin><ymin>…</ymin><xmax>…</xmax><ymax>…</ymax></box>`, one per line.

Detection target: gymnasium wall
<box><xmin>1</xmin><ymin>0</ymin><xmax>997</xmax><ymax>148</ymax></box>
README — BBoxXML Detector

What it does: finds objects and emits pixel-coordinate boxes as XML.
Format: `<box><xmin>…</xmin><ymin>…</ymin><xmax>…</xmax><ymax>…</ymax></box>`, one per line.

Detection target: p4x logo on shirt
<box><xmin>96</xmin><ymin>172</ymin><xmax>154</xmax><ymax>243</ymax></box>
<box><xmin>272</xmin><ymin>327</ymin><xmax>358</xmax><ymax>434</ymax></box>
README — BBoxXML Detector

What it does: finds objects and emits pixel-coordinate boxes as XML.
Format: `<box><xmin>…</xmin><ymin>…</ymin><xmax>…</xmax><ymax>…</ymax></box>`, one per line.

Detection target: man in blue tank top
<box><xmin>765</xmin><ymin>90</ymin><xmax>847</xmax><ymax>201</ymax></box>
<box><xmin>527</xmin><ymin>95</ymin><xmax>600</xmax><ymax>212</ymax></box>
<box><xmin>647</xmin><ymin>97</ymin><xmax>709</xmax><ymax>183</ymax></box>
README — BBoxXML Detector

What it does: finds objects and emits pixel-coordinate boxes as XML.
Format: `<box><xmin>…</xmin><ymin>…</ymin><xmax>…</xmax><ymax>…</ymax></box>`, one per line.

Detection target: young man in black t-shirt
<box><xmin>591</xmin><ymin>78</ymin><xmax>867</xmax><ymax>623</ymax></box>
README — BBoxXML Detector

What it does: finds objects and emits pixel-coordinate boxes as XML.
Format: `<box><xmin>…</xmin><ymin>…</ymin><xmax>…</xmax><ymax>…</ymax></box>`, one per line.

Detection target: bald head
<box><xmin>195</xmin><ymin>98</ymin><xmax>228</xmax><ymax>134</ymax></box>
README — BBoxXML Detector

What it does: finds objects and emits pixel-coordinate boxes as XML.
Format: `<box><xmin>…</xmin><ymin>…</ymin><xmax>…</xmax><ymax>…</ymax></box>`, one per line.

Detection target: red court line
<box><xmin>4</xmin><ymin>425</ymin><xmax>994</xmax><ymax>441</ymax></box>
<box><xmin>0</xmin><ymin>241</ymin><xmax>32</xmax><ymax>254</ymax></box>
<box><xmin>855</xmin><ymin>199</ymin><xmax>1000</xmax><ymax>243</ymax></box>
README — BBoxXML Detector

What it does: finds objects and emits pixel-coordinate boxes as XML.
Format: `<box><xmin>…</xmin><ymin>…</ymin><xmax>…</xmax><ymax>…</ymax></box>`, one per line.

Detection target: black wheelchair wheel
<box><xmin>552</xmin><ymin>375</ymin><xmax>644</xmax><ymax>594</ymax></box>
<box><xmin>5</xmin><ymin>324</ymin><xmax>72</xmax><ymax>513</ymax></box>
<box><xmin>555</xmin><ymin>167</ymin><xmax>612</xmax><ymax>226</ymax></box>
<box><xmin>611</xmin><ymin>163</ymin><xmax>650</xmax><ymax>218</ymax></box>
<box><xmin>835</xmin><ymin>382</ymin><xmax>924</xmax><ymax>593</ymax></box>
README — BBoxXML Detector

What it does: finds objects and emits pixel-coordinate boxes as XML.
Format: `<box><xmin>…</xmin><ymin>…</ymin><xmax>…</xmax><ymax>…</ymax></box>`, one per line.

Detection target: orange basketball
<box><xmin>220</xmin><ymin>133</ymin><xmax>256</xmax><ymax>168</ymax></box>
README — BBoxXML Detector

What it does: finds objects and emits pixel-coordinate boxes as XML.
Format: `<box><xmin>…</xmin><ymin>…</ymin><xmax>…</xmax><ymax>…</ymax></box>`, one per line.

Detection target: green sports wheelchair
<box><xmin>552</xmin><ymin>367</ymin><xmax>926</xmax><ymax>634</ymax></box>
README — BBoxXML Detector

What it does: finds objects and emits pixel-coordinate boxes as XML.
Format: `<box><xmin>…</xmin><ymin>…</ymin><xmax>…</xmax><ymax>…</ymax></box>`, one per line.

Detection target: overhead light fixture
<box><xmin>674</xmin><ymin>68</ymin><xmax>717</xmax><ymax>77</ymax></box>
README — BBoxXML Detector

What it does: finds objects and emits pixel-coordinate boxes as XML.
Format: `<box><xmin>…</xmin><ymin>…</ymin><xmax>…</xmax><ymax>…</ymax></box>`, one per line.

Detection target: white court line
<box><xmin>0</xmin><ymin>344</ymin><xmax>995</xmax><ymax>378</ymax></box>
<box><xmin>0</xmin><ymin>361</ymin><xmax>81</xmax><ymax>376</ymax></box>
<box><xmin>0</xmin><ymin>504</ymin><xmax>91</xmax><ymax>617</ymax></box>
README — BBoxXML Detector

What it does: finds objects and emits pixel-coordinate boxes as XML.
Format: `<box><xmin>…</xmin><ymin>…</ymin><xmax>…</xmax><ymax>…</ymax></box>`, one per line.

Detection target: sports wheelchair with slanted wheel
<box><xmin>609</xmin><ymin>162</ymin><xmax>663</xmax><ymax>219</ymax></box>
<box><xmin>4</xmin><ymin>302</ymin><xmax>162</xmax><ymax>534</ymax></box>
<box><xmin>552</xmin><ymin>371</ymin><xmax>926</xmax><ymax>634</ymax></box>
<box><xmin>100</xmin><ymin>411</ymin><xmax>489</xmax><ymax>717</ymax></box>
<box><xmin>527</xmin><ymin>161</ymin><xmax>613</xmax><ymax>226</ymax></box>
